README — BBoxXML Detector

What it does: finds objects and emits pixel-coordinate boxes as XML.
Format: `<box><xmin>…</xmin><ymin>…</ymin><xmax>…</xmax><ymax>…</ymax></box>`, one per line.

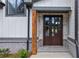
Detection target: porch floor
<box><xmin>38</xmin><ymin>46</ymin><xmax>68</xmax><ymax>52</ymax></box>
<box><xmin>31</xmin><ymin>46</ymin><xmax>73</xmax><ymax>58</ymax></box>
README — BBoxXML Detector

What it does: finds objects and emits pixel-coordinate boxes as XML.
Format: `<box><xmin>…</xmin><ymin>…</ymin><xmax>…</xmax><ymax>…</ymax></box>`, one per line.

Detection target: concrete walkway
<box><xmin>31</xmin><ymin>52</ymin><xmax>73</xmax><ymax>58</ymax></box>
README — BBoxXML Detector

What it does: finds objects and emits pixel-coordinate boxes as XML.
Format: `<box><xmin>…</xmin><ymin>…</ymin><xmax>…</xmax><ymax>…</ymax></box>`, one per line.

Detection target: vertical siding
<box><xmin>0</xmin><ymin>2</ymin><xmax>32</xmax><ymax>38</ymax></box>
<box><xmin>0</xmin><ymin>0</ymin><xmax>32</xmax><ymax>53</ymax></box>
<box><xmin>68</xmin><ymin>0</ymin><xmax>75</xmax><ymax>39</ymax></box>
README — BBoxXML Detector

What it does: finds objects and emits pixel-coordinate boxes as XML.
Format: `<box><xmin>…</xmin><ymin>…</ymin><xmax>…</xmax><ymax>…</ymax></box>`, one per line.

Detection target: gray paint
<box><xmin>78</xmin><ymin>0</ymin><xmax>79</xmax><ymax>57</ymax></box>
<box><xmin>68</xmin><ymin>37</ymin><xmax>76</xmax><ymax>44</ymax></box>
<box><xmin>0</xmin><ymin>38</ymin><xmax>32</xmax><ymax>53</ymax></box>
<box><xmin>32</xmin><ymin>0</ymin><xmax>41</xmax><ymax>3</ymax></box>
<box><xmin>0</xmin><ymin>38</ymin><xmax>32</xmax><ymax>43</ymax></box>
<box><xmin>75</xmin><ymin>0</ymin><xmax>79</xmax><ymax>57</ymax></box>
<box><xmin>64</xmin><ymin>39</ymin><xmax>77</xmax><ymax>57</ymax></box>
<box><xmin>33</xmin><ymin>7</ymin><xmax>71</xmax><ymax>12</ymax></box>
<box><xmin>0</xmin><ymin>42</ymin><xmax>32</xmax><ymax>53</ymax></box>
<box><xmin>24</xmin><ymin>0</ymin><xmax>32</xmax><ymax>2</ymax></box>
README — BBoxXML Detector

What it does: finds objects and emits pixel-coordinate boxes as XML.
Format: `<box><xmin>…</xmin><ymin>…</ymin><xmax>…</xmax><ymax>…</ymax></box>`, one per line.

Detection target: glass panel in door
<box><xmin>51</xmin><ymin>17</ymin><xmax>55</xmax><ymax>36</ymax></box>
<box><xmin>45</xmin><ymin>26</ymin><xmax>50</xmax><ymax>36</ymax></box>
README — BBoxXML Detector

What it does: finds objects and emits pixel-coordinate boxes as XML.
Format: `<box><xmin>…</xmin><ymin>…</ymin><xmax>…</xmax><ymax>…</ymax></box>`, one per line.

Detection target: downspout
<box><xmin>26</xmin><ymin>3</ymin><xmax>32</xmax><ymax>51</ymax></box>
<box><xmin>27</xmin><ymin>7</ymin><xmax>30</xmax><ymax>51</ymax></box>
<box><xmin>75</xmin><ymin>0</ymin><xmax>79</xmax><ymax>57</ymax></box>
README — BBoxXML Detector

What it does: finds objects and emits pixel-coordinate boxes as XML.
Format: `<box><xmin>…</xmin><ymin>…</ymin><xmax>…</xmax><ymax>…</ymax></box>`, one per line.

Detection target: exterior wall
<box><xmin>0</xmin><ymin>0</ymin><xmax>32</xmax><ymax>53</ymax></box>
<box><xmin>0</xmin><ymin>8</ymin><xmax>28</xmax><ymax>38</ymax></box>
<box><xmin>68</xmin><ymin>0</ymin><xmax>75</xmax><ymax>39</ymax></box>
<box><xmin>65</xmin><ymin>0</ymin><xmax>77</xmax><ymax>57</ymax></box>
<box><xmin>0</xmin><ymin>0</ymin><xmax>32</xmax><ymax>38</ymax></box>
<box><xmin>0</xmin><ymin>43</ymin><xmax>27</xmax><ymax>53</ymax></box>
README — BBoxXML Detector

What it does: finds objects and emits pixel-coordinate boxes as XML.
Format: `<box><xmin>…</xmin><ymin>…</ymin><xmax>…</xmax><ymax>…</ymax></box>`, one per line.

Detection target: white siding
<box><xmin>0</xmin><ymin>0</ymin><xmax>32</xmax><ymax>38</ymax></box>
<box><xmin>68</xmin><ymin>0</ymin><xmax>75</xmax><ymax>39</ymax></box>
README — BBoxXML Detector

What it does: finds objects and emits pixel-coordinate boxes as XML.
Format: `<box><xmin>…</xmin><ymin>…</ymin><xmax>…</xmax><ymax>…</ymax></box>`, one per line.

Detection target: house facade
<box><xmin>0</xmin><ymin>0</ymin><xmax>79</xmax><ymax>58</ymax></box>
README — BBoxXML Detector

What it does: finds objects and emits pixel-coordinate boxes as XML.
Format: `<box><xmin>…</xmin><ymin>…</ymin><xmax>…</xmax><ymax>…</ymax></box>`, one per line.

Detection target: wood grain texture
<box><xmin>32</xmin><ymin>10</ymin><xmax>37</xmax><ymax>54</ymax></box>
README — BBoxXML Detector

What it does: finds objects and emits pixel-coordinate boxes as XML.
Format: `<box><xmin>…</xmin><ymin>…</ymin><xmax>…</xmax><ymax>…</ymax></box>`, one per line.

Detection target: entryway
<box><xmin>31</xmin><ymin>0</ymin><xmax>74</xmax><ymax>57</ymax></box>
<box><xmin>37</xmin><ymin>13</ymin><xmax>69</xmax><ymax>48</ymax></box>
<box><xmin>43</xmin><ymin>15</ymin><xmax>63</xmax><ymax>45</ymax></box>
<box><xmin>34</xmin><ymin>12</ymin><xmax>73</xmax><ymax>57</ymax></box>
<box><xmin>32</xmin><ymin>9</ymin><xmax>72</xmax><ymax>56</ymax></box>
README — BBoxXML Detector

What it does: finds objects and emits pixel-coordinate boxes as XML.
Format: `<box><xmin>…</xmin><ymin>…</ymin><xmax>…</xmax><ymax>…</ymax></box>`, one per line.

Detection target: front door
<box><xmin>43</xmin><ymin>15</ymin><xmax>63</xmax><ymax>45</ymax></box>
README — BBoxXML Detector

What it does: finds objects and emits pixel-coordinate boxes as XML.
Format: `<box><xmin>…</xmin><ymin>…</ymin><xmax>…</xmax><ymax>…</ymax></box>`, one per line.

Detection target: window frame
<box><xmin>6</xmin><ymin>0</ymin><xmax>26</xmax><ymax>16</ymax></box>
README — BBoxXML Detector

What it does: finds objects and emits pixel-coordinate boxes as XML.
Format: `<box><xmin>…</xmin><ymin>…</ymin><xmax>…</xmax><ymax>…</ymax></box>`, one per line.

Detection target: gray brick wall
<box><xmin>64</xmin><ymin>39</ymin><xmax>77</xmax><ymax>57</ymax></box>
<box><xmin>0</xmin><ymin>38</ymin><xmax>32</xmax><ymax>53</ymax></box>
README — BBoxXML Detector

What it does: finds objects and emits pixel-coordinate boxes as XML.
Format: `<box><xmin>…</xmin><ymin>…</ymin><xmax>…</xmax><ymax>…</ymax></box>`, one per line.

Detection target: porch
<box><xmin>32</xmin><ymin>10</ymin><xmax>73</xmax><ymax>57</ymax></box>
<box><xmin>31</xmin><ymin>46</ymin><xmax>72</xmax><ymax>58</ymax></box>
<box><xmin>32</xmin><ymin>0</ymin><xmax>76</xmax><ymax>58</ymax></box>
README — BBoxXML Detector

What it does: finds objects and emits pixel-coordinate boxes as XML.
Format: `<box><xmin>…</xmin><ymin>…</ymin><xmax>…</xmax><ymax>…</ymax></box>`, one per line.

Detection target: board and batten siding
<box><xmin>0</xmin><ymin>0</ymin><xmax>32</xmax><ymax>53</ymax></box>
<box><xmin>0</xmin><ymin>9</ymin><xmax>32</xmax><ymax>38</ymax></box>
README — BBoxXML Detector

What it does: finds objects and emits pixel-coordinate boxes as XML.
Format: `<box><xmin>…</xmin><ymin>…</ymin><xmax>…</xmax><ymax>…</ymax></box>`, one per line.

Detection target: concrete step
<box><xmin>31</xmin><ymin>52</ymin><xmax>73</xmax><ymax>58</ymax></box>
<box><xmin>31</xmin><ymin>46</ymin><xmax>73</xmax><ymax>58</ymax></box>
<box><xmin>38</xmin><ymin>46</ymin><xmax>68</xmax><ymax>52</ymax></box>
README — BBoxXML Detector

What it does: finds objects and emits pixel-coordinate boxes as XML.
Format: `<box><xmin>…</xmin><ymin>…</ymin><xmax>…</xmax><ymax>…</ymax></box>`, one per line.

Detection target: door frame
<box><xmin>32</xmin><ymin>11</ymin><xmax>64</xmax><ymax>54</ymax></box>
<box><xmin>43</xmin><ymin>15</ymin><xmax>63</xmax><ymax>46</ymax></box>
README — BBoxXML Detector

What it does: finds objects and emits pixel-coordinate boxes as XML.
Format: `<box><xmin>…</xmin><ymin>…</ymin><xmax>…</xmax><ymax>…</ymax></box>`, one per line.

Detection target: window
<box><xmin>6</xmin><ymin>0</ymin><xmax>25</xmax><ymax>16</ymax></box>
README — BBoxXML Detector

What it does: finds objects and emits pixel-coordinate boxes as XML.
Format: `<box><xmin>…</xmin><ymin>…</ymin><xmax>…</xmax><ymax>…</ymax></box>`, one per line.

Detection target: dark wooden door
<box><xmin>43</xmin><ymin>15</ymin><xmax>63</xmax><ymax>45</ymax></box>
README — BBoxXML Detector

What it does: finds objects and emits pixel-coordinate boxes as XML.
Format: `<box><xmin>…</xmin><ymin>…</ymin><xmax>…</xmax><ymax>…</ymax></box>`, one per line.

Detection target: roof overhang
<box><xmin>32</xmin><ymin>0</ymin><xmax>41</xmax><ymax>3</ymax></box>
<box><xmin>24</xmin><ymin>0</ymin><xmax>41</xmax><ymax>8</ymax></box>
<box><xmin>24</xmin><ymin>0</ymin><xmax>32</xmax><ymax>8</ymax></box>
<box><xmin>0</xmin><ymin>0</ymin><xmax>5</xmax><ymax>9</ymax></box>
<box><xmin>33</xmin><ymin>7</ymin><xmax>71</xmax><ymax>13</ymax></box>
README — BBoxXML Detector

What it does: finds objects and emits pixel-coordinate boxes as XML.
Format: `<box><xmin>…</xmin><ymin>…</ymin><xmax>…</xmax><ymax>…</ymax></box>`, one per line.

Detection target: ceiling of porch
<box><xmin>33</xmin><ymin>0</ymin><xmax>71</xmax><ymax>7</ymax></box>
